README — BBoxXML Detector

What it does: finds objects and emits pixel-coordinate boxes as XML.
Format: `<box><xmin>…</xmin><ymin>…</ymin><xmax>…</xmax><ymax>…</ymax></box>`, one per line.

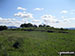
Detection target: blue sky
<box><xmin>0</xmin><ymin>0</ymin><xmax>75</xmax><ymax>28</ymax></box>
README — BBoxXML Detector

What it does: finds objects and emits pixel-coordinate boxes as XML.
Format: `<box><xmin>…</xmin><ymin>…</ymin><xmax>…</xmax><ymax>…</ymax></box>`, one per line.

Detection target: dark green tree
<box><xmin>33</xmin><ymin>25</ymin><xmax>37</xmax><ymax>28</ymax></box>
<box><xmin>46</xmin><ymin>25</ymin><xmax>50</xmax><ymax>27</ymax></box>
<box><xmin>20</xmin><ymin>23</ymin><xmax>33</xmax><ymax>27</ymax></box>
<box><xmin>39</xmin><ymin>25</ymin><xmax>43</xmax><ymax>27</ymax></box>
<box><xmin>0</xmin><ymin>26</ymin><xmax>8</xmax><ymax>31</ymax></box>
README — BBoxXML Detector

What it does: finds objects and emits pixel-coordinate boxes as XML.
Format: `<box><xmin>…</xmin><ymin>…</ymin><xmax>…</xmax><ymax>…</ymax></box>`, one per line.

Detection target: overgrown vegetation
<box><xmin>0</xmin><ymin>30</ymin><xmax>75</xmax><ymax>56</ymax></box>
<box><xmin>0</xmin><ymin>23</ymin><xmax>74</xmax><ymax>56</ymax></box>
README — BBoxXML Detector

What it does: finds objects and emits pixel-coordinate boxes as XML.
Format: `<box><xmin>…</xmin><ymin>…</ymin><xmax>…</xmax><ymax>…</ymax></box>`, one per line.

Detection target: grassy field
<box><xmin>0</xmin><ymin>30</ymin><xmax>75</xmax><ymax>56</ymax></box>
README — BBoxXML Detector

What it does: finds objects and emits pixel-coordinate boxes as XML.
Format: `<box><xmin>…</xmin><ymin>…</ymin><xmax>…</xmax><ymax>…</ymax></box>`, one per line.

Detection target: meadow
<box><xmin>0</xmin><ymin>28</ymin><xmax>75</xmax><ymax>56</ymax></box>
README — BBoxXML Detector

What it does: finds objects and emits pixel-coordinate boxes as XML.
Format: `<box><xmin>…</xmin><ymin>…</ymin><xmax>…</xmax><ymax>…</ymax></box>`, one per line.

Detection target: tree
<box><xmin>46</xmin><ymin>25</ymin><xmax>50</xmax><ymax>27</ymax></box>
<box><xmin>39</xmin><ymin>25</ymin><xmax>43</xmax><ymax>27</ymax></box>
<box><xmin>20</xmin><ymin>23</ymin><xmax>28</xmax><ymax>27</ymax></box>
<box><xmin>0</xmin><ymin>26</ymin><xmax>8</xmax><ymax>31</ymax></box>
<box><xmin>60</xmin><ymin>28</ymin><xmax>64</xmax><ymax>30</ymax></box>
<box><xmin>27</xmin><ymin>23</ymin><xmax>33</xmax><ymax>27</ymax></box>
<box><xmin>39</xmin><ymin>24</ymin><xmax>48</xmax><ymax>27</ymax></box>
<box><xmin>20</xmin><ymin>23</ymin><xmax>34</xmax><ymax>28</ymax></box>
<box><xmin>33</xmin><ymin>25</ymin><xmax>37</xmax><ymax>28</ymax></box>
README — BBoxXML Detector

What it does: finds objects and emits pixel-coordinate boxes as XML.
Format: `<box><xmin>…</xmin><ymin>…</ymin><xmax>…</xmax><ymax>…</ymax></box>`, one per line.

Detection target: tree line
<box><xmin>0</xmin><ymin>23</ymin><xmax>67</xmax><ymax>31</ymax></box>
<box><xmin>20</xmin><ymin>23</ymin><xmax>50</xmax><ymax>28</ymax></box>
<box><xmin>0</xmin><ymin>23</ymin><xmax>51</xmax><ymax>31</ymax></box>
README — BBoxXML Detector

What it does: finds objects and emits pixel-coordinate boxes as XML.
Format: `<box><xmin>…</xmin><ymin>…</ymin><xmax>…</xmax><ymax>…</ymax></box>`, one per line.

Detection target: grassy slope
<box><xmin>0</xmin><ymin>30</ymin><xmax>75</xmax><ymax>56</ymax></box>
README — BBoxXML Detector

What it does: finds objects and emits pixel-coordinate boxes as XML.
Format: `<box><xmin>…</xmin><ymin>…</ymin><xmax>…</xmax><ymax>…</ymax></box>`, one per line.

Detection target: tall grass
<box><xmin>0</xmin><ymin>30</ymin><xmax>75</xmax><ymax>56</ymax></box>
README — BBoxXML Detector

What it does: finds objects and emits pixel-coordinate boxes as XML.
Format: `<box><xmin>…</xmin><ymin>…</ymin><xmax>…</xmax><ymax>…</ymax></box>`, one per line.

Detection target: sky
<box><xmin>0</xmin><ymin>0</ymin><xmax>75</xmax><ymax>28</ymax></box>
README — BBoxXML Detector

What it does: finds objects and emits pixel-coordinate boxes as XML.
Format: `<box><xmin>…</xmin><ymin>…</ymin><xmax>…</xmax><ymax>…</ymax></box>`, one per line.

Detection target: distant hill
<box><xmin>69</xmin><ymin>28</ymin><xmax>75</xmax><ymax>30</ymax></box>
<box><xmin>8</xmin><ymin>26</ymin><xmax>19</xmax><ymax>29</ymax></box>
<box><xmin>65</xmin><ymin>28</ymin><xmax>75</xmax><ymax>30</ymax></box>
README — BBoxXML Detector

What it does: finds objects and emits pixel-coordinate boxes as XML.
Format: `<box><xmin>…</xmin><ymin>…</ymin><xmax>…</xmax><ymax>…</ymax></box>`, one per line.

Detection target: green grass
<box><xmin>0</xmin><ymin>30</ymin><xmax>75</xmax><ymax>56</ymax></box>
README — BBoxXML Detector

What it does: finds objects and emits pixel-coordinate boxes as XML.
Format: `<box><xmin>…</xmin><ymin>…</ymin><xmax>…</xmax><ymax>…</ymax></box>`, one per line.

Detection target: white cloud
<box><xmin>17</xmin><ymin>7</ymin><xmax>26</xmax><ymax>11</ymax></box>
<box><xmin>31</xmin><ymin>19</ymin><xmax>42</xmax><ymax>25</ymax></box>
<box><xmin>34</xmin><ymin>8</ymin><xmax>44</xmax><ymax>11</ymax></box>
<box><xmin>0</xmin><ymin>17</ymin><xmax>26</xmax><ymax>27</ymax></box>
<box><xmin>40</xmin><ymin>15</ymin><xmax>75</xmax><ymax>28</ymax></box>
<box><xmin>0</xmin><ymin>16</ymin><xmax>75</xmax><ymax>28</ymax></box>
<box><xmin>32</xmin><ymin>20</ymin><xmax>40</xmax><ymax>23</ymax></box>
<box><xmin>61</xmin><ymin>10</ymin><xmax>68</xmax><ymax>14</ymax></box>
<box><xmin>70</xmin><ymin>10</ymin><xmax>75</xmax><ymax>14</ymax></box>
<box><xmin>41</xmin><ymin>15</ymin><xmax>60</xmax><ymax>24</ymax></box>
<box><xmin>70</xmin><ymin>18</ymin><xmax>75</xmax><ymax>20</ymax></box>
<box><xmin>61</xmin><ymin>16</ymin><xmax>75</xmax><ymax>22</ymax></box>
<box><xmin>14</xmin><ymin>12</ymin><xmax>33</xmax><ymax>19</ymax></box>
<box><xmin>63</xmin><ymin>19</ymin><xmax>70</xmax><ymax>22</ymax></box>
<box><xmin>61</xmin><ymin>16</ymin><xmax>70</xmax><ymax>22</ymax></box>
